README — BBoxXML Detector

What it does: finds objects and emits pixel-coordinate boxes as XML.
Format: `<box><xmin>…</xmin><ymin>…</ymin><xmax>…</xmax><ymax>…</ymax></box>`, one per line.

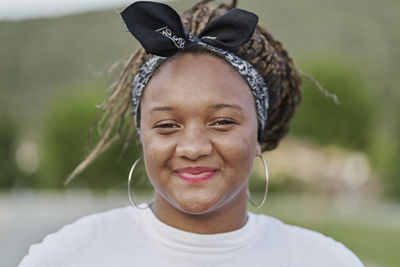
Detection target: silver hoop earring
<box><xmin>247</xmin><ymin>154</ymin><xmax>269</xmax><ymax>208</ymax></box>
<box><xmin>128</xmin><ymin>158</ymin><xmax>149</xmax><ymax>209</ymax></box>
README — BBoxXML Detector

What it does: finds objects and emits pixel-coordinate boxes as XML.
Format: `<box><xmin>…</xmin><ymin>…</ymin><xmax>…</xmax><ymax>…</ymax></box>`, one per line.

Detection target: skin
<box><xmin>139</xmin><ymin>53</ymin><xmax>261</xmax><ymax>234</ymax></box>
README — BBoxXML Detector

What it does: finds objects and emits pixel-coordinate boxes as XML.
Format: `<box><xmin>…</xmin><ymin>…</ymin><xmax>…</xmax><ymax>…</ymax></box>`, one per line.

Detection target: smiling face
<box><xmin>139</xmin><ymin>52</ymin><xmax>260</xmax><ymax>220</ymax></box>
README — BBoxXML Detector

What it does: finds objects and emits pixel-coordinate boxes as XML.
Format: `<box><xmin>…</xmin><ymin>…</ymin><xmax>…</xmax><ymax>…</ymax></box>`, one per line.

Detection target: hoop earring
<box><xmin>247</xmin><ymin>154</ymin><xmax>269</xmax><ymax>208</ymax></box>
<box><xmin>128</xmin><ymin>158</ymin><xmax>149</xmax><ymax>209</ymax></box>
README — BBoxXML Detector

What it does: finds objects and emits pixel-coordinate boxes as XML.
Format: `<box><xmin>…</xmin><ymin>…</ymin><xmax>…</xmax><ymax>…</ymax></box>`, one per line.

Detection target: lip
<box><xmin>174</xmin><ymin>166</ymin><xmax>218</xmax><ymax>183</ymax></box>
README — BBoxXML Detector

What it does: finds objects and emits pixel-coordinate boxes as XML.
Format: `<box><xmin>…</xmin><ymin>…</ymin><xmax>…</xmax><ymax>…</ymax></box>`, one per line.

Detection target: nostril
<box><xmin>176</xmin><ymin>133</ymin><xmax>212</xmax><ymax>160</ymax></box>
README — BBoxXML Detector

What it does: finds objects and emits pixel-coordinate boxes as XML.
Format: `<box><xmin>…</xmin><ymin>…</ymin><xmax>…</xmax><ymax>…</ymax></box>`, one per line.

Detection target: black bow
<box><xmin>121</xmin><ymin>1</ymin><xmax>258</xmax><ymax>57</ymax></box>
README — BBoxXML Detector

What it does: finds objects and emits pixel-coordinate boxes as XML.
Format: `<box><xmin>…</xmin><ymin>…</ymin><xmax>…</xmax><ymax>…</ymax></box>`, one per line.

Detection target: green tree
<box><xmin>291</xmin><ymin>59</ymin><xmax>377</xmax><ymax>151</ymax></box>
<box><xmin>290</xmin><ymin>58</ymin><xmax>400</xmax><ymax>199</ymax></box>
<box><xmin>37</xmin><ymin>82</ymin><xmax>143</xmax><ymax>190</ymax></box>
<box><xmin>0</xmin><ymin>109</ymin><xmax>20</xmax><ymax>187</ymax></box>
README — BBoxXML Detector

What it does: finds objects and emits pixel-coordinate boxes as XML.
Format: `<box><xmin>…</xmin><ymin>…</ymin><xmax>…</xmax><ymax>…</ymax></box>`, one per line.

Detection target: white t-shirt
<box><xmin>19</xmin><ymin>205</ymin><xmax>364</xmax><ymax>267</ymax></box>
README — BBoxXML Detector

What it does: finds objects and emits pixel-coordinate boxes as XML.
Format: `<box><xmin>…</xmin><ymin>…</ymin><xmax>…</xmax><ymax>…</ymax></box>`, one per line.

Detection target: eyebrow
<box><xmin>150</xmin><ymin>106</ymin><xmax>174</xmax><ymax>113</ymax></box>
<box><xmin>149</xmin><ymin>103</ymin><xmax>244</xmax><ymax>113</ymax></box>
<box><xmin>211</xmin><ymin>103</ymin><xmax>244</xmax><ymax>111</ymax></box>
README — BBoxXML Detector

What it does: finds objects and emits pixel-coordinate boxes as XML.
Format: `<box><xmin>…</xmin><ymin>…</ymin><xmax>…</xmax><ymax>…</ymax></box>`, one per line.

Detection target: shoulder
<box><xmin>284</xmin><ymin>223</ymin><xmax>364</xmax><ymax>266</ymax></box>
<box><xmin>249</xmin><ymin>213</ymin><xmax>364</xmax><ymax>267</ymax></box>
<box><xmin>18</xmin><ymin>206</ymin><xmax>140</xmax><ymax>267</ymax></box>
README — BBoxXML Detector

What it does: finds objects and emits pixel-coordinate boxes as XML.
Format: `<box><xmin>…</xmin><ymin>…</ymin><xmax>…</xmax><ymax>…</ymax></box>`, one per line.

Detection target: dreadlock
<box><xmin>65</xmin><ymin>0</ymin><xmax>302</xmax><ymax>184</ymax></box>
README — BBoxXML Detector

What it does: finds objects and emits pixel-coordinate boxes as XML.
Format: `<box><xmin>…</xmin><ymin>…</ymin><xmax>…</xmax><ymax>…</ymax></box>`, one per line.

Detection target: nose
<box><xmin>176</xmin><ymin>123</ymin><xmax>212</xmax><ymax>161</ymax></box>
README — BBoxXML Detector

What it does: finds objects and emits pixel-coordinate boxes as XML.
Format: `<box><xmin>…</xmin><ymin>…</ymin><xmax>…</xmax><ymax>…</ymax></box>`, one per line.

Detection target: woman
<box><xmin>20</xmin><ymin>1</ymin><xmax>363</xmax><ymax>266</ymax></box>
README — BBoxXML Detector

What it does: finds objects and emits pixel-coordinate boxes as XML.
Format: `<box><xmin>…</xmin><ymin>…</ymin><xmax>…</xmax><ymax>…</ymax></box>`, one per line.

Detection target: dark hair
<box><xmin>65</xmin><ymin>0</ymin><xmax>302</xmax><ymax>184</ymax></box>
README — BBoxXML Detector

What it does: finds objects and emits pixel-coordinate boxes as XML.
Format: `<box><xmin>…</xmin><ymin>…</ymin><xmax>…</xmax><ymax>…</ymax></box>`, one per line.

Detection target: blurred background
<box><xmin>1</xmin><ymin>0</ymin><xmax>399</xmax><ymax>266</ymax></box>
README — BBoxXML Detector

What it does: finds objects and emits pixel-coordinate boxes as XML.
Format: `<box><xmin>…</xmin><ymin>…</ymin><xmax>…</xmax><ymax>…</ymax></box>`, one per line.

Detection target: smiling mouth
<box><xmin>174</xmin><ymin>167</ymin><xmax>218</xmax><ymax>183</ymax></box>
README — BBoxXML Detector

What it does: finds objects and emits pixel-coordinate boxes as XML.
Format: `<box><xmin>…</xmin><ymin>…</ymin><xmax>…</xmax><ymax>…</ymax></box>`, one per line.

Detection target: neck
<box><xmin>151</xmin><ymin>188</ymin><xmax>248</xmax><ymax>234</ymax></box>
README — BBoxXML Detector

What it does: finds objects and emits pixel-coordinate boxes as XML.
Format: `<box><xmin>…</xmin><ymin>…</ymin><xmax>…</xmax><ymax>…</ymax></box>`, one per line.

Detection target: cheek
<box><xmin>216</xmin><ymin>127</ymin><xmax>258</xmax><ymax>175</ymax></box>
<box><xmin>141</xmin><ymin>134</ymin><xmax>178</xmax><ymax>190</ymax></box>
<box><xmin>141</xmin><ymin>126</ymin><xmax>173</xmax><ymax>155</ymax></box>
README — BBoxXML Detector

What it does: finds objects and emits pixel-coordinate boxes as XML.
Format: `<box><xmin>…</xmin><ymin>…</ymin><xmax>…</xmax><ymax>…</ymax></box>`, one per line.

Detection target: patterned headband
<box><xmin>121</xmin><ymin>1</ymin><xmax>269</xmax><ymax>140</ymax></box>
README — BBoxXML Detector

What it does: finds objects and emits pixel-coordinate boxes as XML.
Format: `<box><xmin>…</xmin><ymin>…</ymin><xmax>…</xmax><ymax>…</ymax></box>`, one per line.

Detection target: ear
<box><xmin>255</xmin><ymin>142</ymin><xmax>262</xmax><ymax>156</ymax></box>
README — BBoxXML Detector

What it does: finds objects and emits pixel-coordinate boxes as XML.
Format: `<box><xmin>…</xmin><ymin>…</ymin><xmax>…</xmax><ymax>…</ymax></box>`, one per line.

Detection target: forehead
<box><xmin>140</xmin><ymin>53</ymin><xmax>256</xmax><ymax>110</ymax></box>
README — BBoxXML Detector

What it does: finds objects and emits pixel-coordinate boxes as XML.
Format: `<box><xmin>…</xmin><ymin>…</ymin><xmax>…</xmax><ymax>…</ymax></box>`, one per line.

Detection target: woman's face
<box><xmin>140</xmin><ymin>53</ymin><xmax>260</xmax><ymax>216</ymax></box>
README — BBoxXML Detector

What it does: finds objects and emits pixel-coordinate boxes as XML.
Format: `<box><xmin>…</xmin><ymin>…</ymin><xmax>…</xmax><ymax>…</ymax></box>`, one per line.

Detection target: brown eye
<box><xmin>213</xmin><ymin>118</ymin><xmax>236</xmax><ymax>126</ymax></box>
<box><xmin>210</xmin><ymin>118</ymin><xmax>237</xmax><ymax>131</ymax></box>
<box><xmin>153</xmin><ymin>121</ymin><xmax>181</xmax><ymax>135</ymax></box>
<box><xmin>155</xmin><ymin>123</ymin><xmax>179</xmax><ymax>128</ymax></box>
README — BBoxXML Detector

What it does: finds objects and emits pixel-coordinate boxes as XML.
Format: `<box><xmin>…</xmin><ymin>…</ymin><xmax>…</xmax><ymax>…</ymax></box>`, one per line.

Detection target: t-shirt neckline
<box><xmin>138</xmin><ymin>205</ymin><xmax>256</xmax><ymax>253</ymax></box>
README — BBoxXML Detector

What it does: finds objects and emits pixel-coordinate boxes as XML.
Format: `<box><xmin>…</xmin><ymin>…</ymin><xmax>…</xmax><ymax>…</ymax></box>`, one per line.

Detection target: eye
<box><xmin>214</xmin><ymin>118</ymin><xmax>236</xmax><ymax>125</ymax></box>
<box><xmin>153</xmin><ymin>121</ymin><xmax>181</xmax><ymax>134</ymax></box>
<box><xmin>210</xmin><ymin>118</ymin><xmax>237</xmax><ymax>130</ymax></box>
<box><xmin>154</xmin><ymin>122</ymin><xmax>179</xmax><ymax>128</ymax></box>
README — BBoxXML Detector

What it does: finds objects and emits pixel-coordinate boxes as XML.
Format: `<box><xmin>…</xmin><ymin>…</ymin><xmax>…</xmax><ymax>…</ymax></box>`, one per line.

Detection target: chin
<box><xmin>174</xmin><ymin>197</ymin><xmax>222</xmax><ymax>216</ymax></box>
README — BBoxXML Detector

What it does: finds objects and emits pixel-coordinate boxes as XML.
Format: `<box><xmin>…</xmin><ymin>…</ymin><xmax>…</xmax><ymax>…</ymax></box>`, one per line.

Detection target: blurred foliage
<box><xmin>0</xmin><ymin>109</ymin><xmax>21</xmax><ymax>187</ymax></box>
<box><xmin>291</xmin><ymin>58</ymin><xmax>377</xmax><ymax>151</ymax></box>
<box><xmin>291</xmin><ymin>56</ymin><xmax>400</xmax><ymax>199</ymax></box>
<box><xmin>0</xmin><ymin>11</ymin><xmax>136</xmax><ymax>131</ymax></box>
<box><xmin>249</xmin><ymin>173</ymin><xmax>311</xmax><ymax>195</ymax></box>
<box><xmin>35</xmin><ymin>82</ymin><xmax>144</xmax><ymax>190</ymax></box>
<box><xmin>368</xmin><ymin>128</ymin><xmax>400</xmax><ymax>200</ymax></box>
<box><xmin>290</xmin><ymin>57</ymin><xmax>400</xmax><ymax>199</ymax></box>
